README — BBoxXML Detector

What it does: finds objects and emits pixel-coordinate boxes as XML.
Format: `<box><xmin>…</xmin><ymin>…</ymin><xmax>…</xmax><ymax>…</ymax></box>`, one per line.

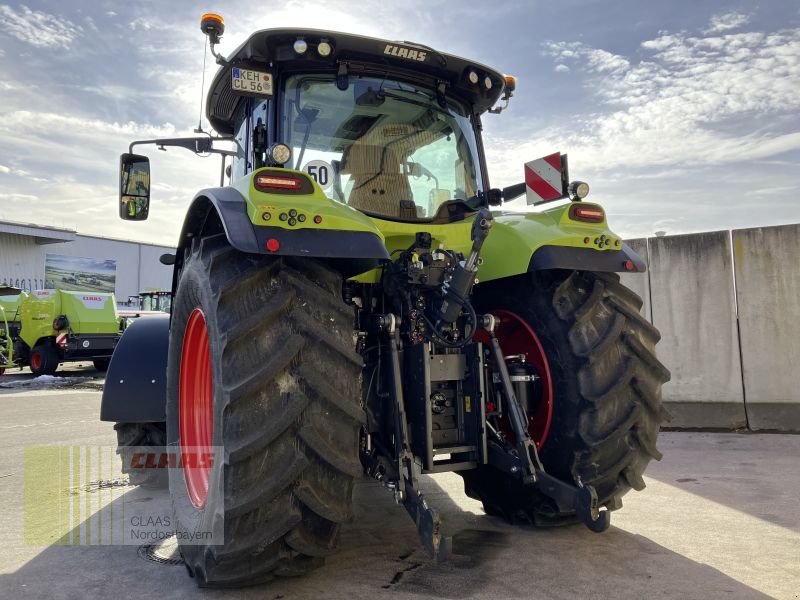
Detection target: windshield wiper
<box><xmin>380</xmin><ymin>90</ymin><xmax>451</xmax><ymax>116</ymax></box>
<box><xmin>294</xmin><ymin>107</ymin><xmax>319</xmax><ymax>169</ymax></box>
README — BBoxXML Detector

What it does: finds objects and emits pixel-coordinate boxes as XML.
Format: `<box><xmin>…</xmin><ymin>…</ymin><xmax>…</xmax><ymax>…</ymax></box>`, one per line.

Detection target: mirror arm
<box><xmin>128</xmin><ymin>136</ymin><xmax>235</xmax><ymax>156</ymax></box>
<box><xmin>502</xmin><ymin>182</ymin><xmax>526</xmax><ymax>201</ymax></box>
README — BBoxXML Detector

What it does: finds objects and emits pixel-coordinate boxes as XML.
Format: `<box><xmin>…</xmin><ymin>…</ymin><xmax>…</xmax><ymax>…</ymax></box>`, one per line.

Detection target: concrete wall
<box><xmin>623</xmin><ymin>226</ymin><xmax>800</xmax><ymax>431</ymax></box>
<box><xmin>733</xmin><ymin>224</ymin><xmax>800</xmax><ymax>430</ymax></box>
<box><xmin>647</xmin><ymin>231</ymin><xmax>746</xmax><ymax>428</ymax></box>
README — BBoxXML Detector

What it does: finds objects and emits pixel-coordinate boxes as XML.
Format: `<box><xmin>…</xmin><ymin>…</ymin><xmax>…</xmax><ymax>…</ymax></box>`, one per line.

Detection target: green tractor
<box><xmin>102</xmin><ymin>16</ymin><xmax>669</xmax><ymax>587</ymax></box>
<box><xmin>137</xmin><ymin>290</ymin><xmax>172</xmax><ymax>313</ymax></box>
<box><xmin>14</xmin><ymin>289</ymin><xmax>122</xmax><ymax>375</ymax></box>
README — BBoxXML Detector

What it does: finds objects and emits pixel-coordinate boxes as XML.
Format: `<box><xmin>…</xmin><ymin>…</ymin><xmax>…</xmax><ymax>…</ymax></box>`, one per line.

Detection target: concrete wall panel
<box><xmin>618</xmin><ymin>238</ymin><xmax>651</xmax><ymax>322</ymax></box>
<box><xmin>733</xmin><ymin>224</ymin><xmax>800</xmax><ymax>430</ymax></box>
<box><xmin>648</xmin><ymin>231</ymin><xmax>745</xmax><ymax>428</ymax></box>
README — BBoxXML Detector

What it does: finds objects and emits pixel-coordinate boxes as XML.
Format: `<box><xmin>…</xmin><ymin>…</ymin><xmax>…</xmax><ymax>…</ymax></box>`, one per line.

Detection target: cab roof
<box><xmin>206</xmin><ymin>28</ymin><xmax>507</xmax><ymax>135</ymax></box>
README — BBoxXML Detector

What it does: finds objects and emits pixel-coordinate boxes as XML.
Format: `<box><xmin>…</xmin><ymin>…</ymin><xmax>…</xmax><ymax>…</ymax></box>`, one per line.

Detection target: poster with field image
<box><xmin>45</xmin><ymin>254</ymin><xmax>116</xmax><ymax>293</ymax></box>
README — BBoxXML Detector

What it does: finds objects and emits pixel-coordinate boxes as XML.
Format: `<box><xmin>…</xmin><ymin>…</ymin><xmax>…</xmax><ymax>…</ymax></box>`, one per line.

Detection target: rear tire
<box><xmin>29</xmin><ymin>343</ymin><xmax>59</xmax><ymax>376</ymax></box>
<box><xmin>166</xmin><ymin>235</ymin><xmax>364</xmax><ymax>587</ymax></box>
<box><xmin>463</xmin><ymin>270</ymin><xmax>670</xmax><ymax>524</ymax></box>
<box><xmin>114</xmin><ymin>422</ymin><xmax>168</xmax><ymax>488</ymax></box>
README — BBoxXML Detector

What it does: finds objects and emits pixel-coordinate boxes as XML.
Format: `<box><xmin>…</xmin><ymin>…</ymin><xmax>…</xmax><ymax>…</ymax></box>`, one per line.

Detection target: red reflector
<box><xmin>313</xmin><ymin>215</ymin><xmax>322</xmax><ymax>224</ymax></box>
<box><xmin>266</xmin><ymin>238</ymin><xmax>280</xmax><ymax>252</ymax></box>
<box><xmin>255</xmin><ymin>175</ymin><xmax>302</xmax><ymax>190</ymax></box>
<box><xmin>624</xmin><ymin>260</ymin><xmax>635</xmax><ymax>271</ymax></box>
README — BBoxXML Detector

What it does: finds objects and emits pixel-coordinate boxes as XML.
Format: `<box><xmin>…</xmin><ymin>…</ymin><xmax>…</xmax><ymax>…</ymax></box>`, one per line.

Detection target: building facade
<box><xmin>0</xmin><ymin>220</ymin><xmax>174</xmax><ymax>304</ymax></box>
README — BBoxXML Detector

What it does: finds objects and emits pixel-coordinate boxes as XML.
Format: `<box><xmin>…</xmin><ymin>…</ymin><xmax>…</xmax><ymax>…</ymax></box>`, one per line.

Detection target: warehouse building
<box><xmin>0</xmin><ymin>219</ymin><xmax>174</xmax><ymax>304</ymax></box>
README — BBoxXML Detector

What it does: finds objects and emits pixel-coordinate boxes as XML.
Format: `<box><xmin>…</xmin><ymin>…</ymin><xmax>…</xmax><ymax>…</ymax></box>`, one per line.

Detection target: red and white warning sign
<box><xmin>524</xmin><ymin>152</ymin><xmax>568</xmax><ymax>205</ymax></box>
<box><xmin>56</xmin><ymin>333</ymin><xmax>68</xmax><ymax>349</ymax></box>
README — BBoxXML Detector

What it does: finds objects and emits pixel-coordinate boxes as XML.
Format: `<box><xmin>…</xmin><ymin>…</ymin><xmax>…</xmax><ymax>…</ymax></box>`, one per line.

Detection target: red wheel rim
<box><xmin>179</xmin><ymin>308</ymin><xmax>214</xmax><ymax>509</ymax></box>
<box><xmin>477</xmin><ymin>310</ymin><xmax>554</xmax><ymax>449</ymax></box>
<box><xmin>30</xmin><ymin>351</ymin><xmax>42</xmax><ymax>372</ymax></box>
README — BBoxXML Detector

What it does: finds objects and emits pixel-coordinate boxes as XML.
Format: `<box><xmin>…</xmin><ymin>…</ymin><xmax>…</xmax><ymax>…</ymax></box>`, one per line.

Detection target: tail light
<box><xmin>255</xmin><ymin>175</ymin><xmax>302</xmax><ymax>190</ymax></box>
<box><xmin>569</xmin><ymin>204</ymin><xmax>605</xmax><ymax>223</ymax></box>
<box><xmin>253</xmin><ymin>169</ymin><xmax>313</xmax><ymax>195</ymax></box>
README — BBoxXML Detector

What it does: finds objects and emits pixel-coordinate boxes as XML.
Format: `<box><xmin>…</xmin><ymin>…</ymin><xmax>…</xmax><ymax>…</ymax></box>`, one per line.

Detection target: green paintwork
<box><xmin>236</xmin><ymin>169</ymin><xmax>622</xmax><ymax>283</ymax></box>
<box><xmin>480</xmin><ymin>202</ymin><xmax>622</xmax><ymax>281</ymax></box>
<box><xmin>0</xmin><ymin>290</ymin><xmax>27</xmax><ymax>319</ymax></box>
<box><xmin>236</xmin><ymin>168</ymin><xmax>385</xmax><ymax>239</ymax></box>
<box><xmin>18</xmin><ymin>290</ymin><xmax>121</xmax><ymax>349</ymax></box>
<box><xmin>349</xmin><ymin>202</ymin><xmax>621</xmax><ymax>283</ymax></box>
<box><xmin>0</xmin><ymin>305</ymin><xmax>12</xmax><ymax>371</ymax></box>
<box><xmin>0</xmin><ymin>290</ymin><xmax>27</xmax><ymax>325</ymax></box>
<box><xmin>0</xmin><ymin>290</ymin><xmax>26</xmax><ymax>372</ymax></box>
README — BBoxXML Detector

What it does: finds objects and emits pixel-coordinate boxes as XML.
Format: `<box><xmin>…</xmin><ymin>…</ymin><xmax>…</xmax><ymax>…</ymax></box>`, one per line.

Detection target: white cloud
<box><xmin>129</xmin><ymin>17</ymin><xmax>176</xmax><ymax>32</ymax></box>
<box><xmin>485</xmin><ymin>21</ymin><xmax>800</xmax><ymax>237</ymax></box>
<box><xmin>530</xmin><ymin>27</ymin><xmax>800</xmax><ymax>174</ymax></box>
<box><xmin>704</xmin><ymin>11</ymin><xmax>751</xmax><ymax>34</ymax></box>
<box><xmin>0</xmin><ymin>4</ymin><xmax>80</xmax><ymax>49</ymax></box>
<box><xmin>0</xmin><ymin>192</ymin><xmax>39</xmax><ymax>202</ymax></box>
<box><xmin>554</xmin><ymin>64</ymin><xmax>570</xmax><ymax>73</ymax></box>
<box><xmin>545</xmin><ymin>41</ymin><xmax>629</xmax><ymax>74</ymax></box>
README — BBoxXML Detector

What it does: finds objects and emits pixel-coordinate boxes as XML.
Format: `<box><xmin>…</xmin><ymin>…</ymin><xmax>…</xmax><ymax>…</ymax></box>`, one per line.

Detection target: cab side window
<box><xmin>231</xmin><ymin>100</ymin><xmax>251</xmax><ymax>180</ymax></box>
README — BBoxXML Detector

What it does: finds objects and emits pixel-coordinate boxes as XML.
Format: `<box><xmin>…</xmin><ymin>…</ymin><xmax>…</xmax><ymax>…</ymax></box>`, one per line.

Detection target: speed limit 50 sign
<box><xmin>304</xmin><ymin>160</ymin><xmax>333</xmax><ymax>190</ymax></box>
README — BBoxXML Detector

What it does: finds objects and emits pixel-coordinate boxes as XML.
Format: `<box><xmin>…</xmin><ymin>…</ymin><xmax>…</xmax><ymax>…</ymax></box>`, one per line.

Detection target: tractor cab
<box><xmin>139</xmin><ymin>290</ymin><xmax>172</xmax><ymax>313</ymax></box>
<box><xmin>203</xmin><ymin>28</ymin><xmax>512</xmax><ymax>223</ymax></box>
<box><xmin>119</xmin><ymin>26</ymin><xmax>517</xmax><ymax>227</ymax></box>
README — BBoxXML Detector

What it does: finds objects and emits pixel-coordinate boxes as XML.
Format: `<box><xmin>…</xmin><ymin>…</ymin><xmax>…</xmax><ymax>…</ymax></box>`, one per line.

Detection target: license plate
<box><xmin>231</xmin><ymin>68</ymin><xmax>273</xmax><ymax>96</ymax></box>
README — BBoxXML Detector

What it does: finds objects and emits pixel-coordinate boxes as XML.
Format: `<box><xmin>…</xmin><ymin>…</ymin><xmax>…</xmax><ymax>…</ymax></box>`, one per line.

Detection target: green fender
<box><xmin>191</xmin><ymin>169</ymin><xmax>642</xmax><ymax>282</ymax></box>
<box><xmin>478</xmin><ymin>203</ymin><xmax>644</xmax><ymax>283</ymax></box>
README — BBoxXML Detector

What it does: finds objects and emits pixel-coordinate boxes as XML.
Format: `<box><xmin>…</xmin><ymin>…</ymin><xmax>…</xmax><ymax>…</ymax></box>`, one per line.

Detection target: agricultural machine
<box><xmin>1</xmin><ymin>289</ymin><xmax>123</xmax><ymax>375</ymax></box>
<box><xmin>102</xmin><ymin>16</ymin><xmax>669</xmax><ymax>587</ymax></box>
<box><xmin>0</xmin><ymin>286</ymin><xmax>24</xmax><ymax>376</ymax></box>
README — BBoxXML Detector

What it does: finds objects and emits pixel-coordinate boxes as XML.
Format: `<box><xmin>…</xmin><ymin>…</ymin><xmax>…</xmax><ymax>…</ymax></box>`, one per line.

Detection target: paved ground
<box><xmin>0</xmin><ymin>384</ymin><xmax>797</xmax><ymax>599</ymax></box>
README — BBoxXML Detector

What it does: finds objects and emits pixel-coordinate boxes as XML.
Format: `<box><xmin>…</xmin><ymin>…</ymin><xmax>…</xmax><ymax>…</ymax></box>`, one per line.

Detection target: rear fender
<box><xmin>478</xmin><ymin>203</ymin><xmax>645</xmax><ymax>283</ymax></box>
<box><xmin>175</xmin><ymin>172</ymin><xmax>390</xmax><ymax>281</ymax></box>
<box><xmin>100</xmin><ymin>314</ymin><xmax>169</xmax><ymax>423</ymax></box>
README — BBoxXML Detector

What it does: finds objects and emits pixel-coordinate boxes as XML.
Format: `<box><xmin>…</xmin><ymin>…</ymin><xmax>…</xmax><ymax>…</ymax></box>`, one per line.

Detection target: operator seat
<box><xmin>343</xmin><ymin>143</ymin><xmax>414</xmax><ymax>218</ymax></box>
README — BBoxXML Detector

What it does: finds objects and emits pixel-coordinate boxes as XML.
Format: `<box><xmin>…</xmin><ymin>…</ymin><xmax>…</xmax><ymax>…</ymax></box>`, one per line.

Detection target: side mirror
<box><xmin>119</xmin><ymin>153</ymin><xmax>150</xmax><ymax>221</ymax></box>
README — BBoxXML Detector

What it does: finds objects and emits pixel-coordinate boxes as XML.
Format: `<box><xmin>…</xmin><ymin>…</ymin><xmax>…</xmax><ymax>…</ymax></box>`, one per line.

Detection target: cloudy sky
<box><xmin>0</xmin><ymin>0</ymin><xmax>798</xmax><ymax>245</ymax></box>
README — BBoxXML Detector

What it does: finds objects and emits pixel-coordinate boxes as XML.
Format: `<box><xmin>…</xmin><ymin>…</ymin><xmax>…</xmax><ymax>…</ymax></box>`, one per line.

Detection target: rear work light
<box><xmin>569</xmin><ymin>204</ymin><xmax>605</xmax><ymax>223</ymax></box>
<box><xmin>255</xmin><ymin>175</ymin><xmax>303</xmax><ymax>191</ymax></box>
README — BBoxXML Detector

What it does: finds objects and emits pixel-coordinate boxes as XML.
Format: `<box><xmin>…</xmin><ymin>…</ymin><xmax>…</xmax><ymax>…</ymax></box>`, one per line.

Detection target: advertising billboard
<box><xmin>45</xmin><ymin>254</ymin><xmax>116</xmax><ymax>293</ymax></box>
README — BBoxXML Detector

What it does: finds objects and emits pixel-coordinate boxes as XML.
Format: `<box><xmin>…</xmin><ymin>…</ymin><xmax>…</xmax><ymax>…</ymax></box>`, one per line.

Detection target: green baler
<box><xmin>15</xmin><ymin>289</ymin><xmax>122</xmax><ymax>375</ymax></box>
